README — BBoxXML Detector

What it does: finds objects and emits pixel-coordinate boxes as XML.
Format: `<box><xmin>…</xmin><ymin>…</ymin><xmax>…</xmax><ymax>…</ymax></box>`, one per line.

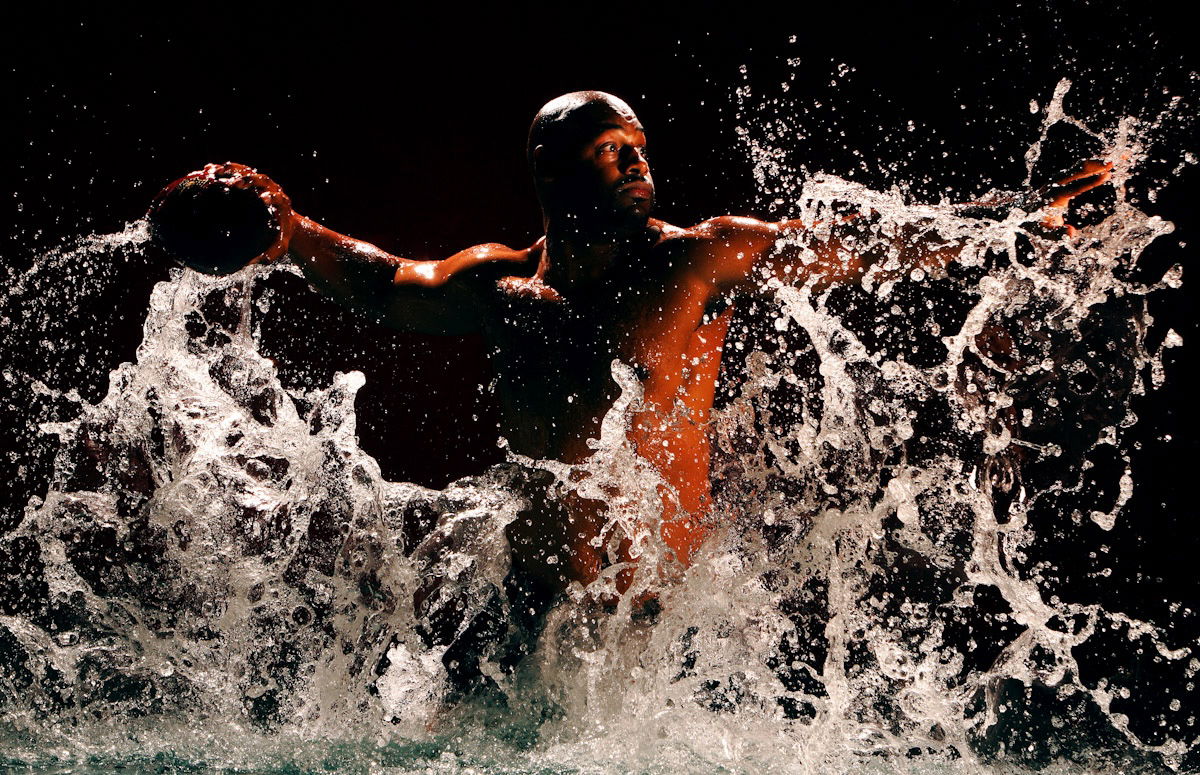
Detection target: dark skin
<box><xmin>192</xmin><ymin>95</ymin><xmax>1111</xmax><ymax>600</ymax></box>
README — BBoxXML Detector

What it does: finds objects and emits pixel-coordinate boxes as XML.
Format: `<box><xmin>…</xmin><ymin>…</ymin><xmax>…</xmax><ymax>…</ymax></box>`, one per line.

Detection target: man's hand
<box><xmin>956</xmin><ymin>159</ymin><xmax>1114</xmax><ymax>235</ymax></box>
<box><xmin>148</xmin><ymin>161</ymin><xmax>297</xmax><ymax>274</ymax></box>
<box><xmin>199</xmin><ymin>162</ymin><xmax>296</xmax><ymax>262</ymax></box>
<box><xmin>1037</xmin><ymin>159</ymin><xmax>1113</xmax><ymax>234</ymax></box>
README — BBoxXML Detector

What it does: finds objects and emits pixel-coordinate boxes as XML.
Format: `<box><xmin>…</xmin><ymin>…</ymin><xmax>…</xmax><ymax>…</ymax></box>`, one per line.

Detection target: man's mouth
<box><xmin>618</xmin><ymin>180</ymin><xmax>653</xmax><ymax>199</ymax></box>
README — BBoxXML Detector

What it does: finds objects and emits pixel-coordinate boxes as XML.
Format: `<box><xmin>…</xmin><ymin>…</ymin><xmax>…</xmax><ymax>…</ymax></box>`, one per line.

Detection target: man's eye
<box><xmin>599</xmin><ymin>143</ymin><xmax>617</xmax><ymax>154</ymax></box>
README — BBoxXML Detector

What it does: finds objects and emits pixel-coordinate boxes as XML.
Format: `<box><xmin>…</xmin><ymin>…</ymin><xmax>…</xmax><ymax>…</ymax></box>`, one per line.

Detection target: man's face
<box><xmin>566</xmin><ymin>111</ymin><xmax>654</xmax><ymax>228</ymax></box>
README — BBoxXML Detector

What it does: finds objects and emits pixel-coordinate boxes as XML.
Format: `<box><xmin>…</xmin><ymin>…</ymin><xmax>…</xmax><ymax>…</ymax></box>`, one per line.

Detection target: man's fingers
<box><xmin>1042</xmin><ymin>162</ymin><xmax>1113</xmax><ymax>208</ymax></box>
<box><xmin>1055</xmin><ymin>159</ymin><xmax>1114</xmax><ymax>185</ymax></box>
<box><xmin>1058</xmin><ymin>170</ymin><xmax>1110</xmax><ymax>196</ymax></box>
<box><xmin>202</xmin><ymin>163</ymin><xmax>291</xmax><ymax>213</ymax></box>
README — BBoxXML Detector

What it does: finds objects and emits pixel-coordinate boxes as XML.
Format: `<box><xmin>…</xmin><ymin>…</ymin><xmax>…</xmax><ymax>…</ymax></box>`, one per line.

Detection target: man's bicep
<box><xmin>377</xmin><ymin>243</ymin><xmax>524</xmax><ymax>335</ymax></box>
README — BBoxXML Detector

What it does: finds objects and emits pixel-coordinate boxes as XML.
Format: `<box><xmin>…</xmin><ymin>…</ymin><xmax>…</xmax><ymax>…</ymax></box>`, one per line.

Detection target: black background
<box><xmin>5</xmin><ymin>0</ymin><xmax>1197</xmax><ymax>640</ymax></box>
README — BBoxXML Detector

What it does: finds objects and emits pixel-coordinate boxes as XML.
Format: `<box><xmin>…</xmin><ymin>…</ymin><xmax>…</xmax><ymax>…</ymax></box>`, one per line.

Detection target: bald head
<box><xmin>526</xmin><ymin>91</ymin><xmax>653</xmax><ymax>230</ymax></box>
<box><xmin>527</xmin><ymin>91</ymin><xmax>641</xmax><ymax>171</ymax></box>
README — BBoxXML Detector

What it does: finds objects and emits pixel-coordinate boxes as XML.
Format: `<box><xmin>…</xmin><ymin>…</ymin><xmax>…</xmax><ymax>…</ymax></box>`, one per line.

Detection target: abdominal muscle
<box><xmin>551</xmin><ymin>308</ymin><xmax>732</xmax><ymax>598</ymax></box>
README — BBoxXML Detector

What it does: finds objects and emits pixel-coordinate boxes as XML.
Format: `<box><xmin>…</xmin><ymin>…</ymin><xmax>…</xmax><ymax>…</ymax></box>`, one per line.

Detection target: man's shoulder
<box><xmin>653</xmin><ymin>216</ymin><xmax>775</xmax><ymax>247</ymax></box>
<box><xmin>649</xmin><ymin>215</ymin><xmax>796</xmax><ymax>294</ymax></box>
<box><xmin>469</xmin><ymin>238</ymin><xmax>543</xmax><ymax>277</ymax></box>
<box><xmin>650</xmin><ymin>216</ymin><xmax>778</xmax><ymax>275</ymax></box>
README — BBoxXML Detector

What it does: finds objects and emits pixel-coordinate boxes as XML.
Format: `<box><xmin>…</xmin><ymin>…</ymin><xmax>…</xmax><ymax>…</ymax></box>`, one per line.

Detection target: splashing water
<box><xmin>1</xmin><ymin>80</ymin><xmax>1195</xmax><ymax>773</ymax></box>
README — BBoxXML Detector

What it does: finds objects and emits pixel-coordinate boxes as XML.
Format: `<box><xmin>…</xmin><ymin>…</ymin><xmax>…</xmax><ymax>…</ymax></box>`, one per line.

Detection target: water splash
<box><xmin>0</xmin><ymin>81</ymin><xmax>1195</xmax><ymax>773</ymax></box>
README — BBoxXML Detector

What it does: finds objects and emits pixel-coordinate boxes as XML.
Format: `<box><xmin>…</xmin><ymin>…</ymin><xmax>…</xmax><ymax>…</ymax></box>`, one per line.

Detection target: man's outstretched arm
<box><xmin>693</xmin><ymin>160</ymin><xmax>1113</xmax><ymax>295</ymax></box>
<box><xmin>158</xmin><ymin>162</ymin><xmax>535</xmax><ymax>335</ymax></box>
<box><xmin>287</xmin><ymin>215</ymin><xmax>533</xmax><ymax>335</ymax></box>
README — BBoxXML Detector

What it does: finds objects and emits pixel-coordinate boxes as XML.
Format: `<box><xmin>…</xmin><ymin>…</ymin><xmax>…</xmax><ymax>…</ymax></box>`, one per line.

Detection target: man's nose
<box><xmin>620</xmin><ymin>146</ymin><xmax>649</xmax><ymax>175</ymax></box>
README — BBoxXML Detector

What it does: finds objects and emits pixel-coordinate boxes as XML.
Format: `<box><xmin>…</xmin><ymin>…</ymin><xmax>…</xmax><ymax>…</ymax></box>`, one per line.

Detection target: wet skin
<box><xmin>198</xmin><ymin>101</ymin><xmax>1111</xmax><ymax>601</ymax></box>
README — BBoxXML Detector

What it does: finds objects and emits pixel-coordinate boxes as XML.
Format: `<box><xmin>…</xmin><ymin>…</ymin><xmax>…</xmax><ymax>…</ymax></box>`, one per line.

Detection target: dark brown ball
<box><xmin>148</xmin><ymin>176</ymin><xmax>279</xmax><ymax>275</ymax></box>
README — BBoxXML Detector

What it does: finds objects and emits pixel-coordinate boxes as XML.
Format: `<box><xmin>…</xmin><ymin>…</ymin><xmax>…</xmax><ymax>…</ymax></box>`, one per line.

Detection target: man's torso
<box><xmin>474</xmin><ymin>221</ymin><xmax>738</xmax><ymax>589</ymax></box>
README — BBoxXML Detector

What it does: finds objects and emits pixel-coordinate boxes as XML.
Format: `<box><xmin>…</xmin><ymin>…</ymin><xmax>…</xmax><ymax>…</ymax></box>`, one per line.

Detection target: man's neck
<box><xmin>541</xmin><ymin>216</ymin><xmax>655</xmax><ymax>292</ymax></box>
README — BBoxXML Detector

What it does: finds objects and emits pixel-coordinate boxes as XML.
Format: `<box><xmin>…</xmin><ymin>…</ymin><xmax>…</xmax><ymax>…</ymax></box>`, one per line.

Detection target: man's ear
<box><xmin>532</xmin><ymin>145</ymin><xmax>554</xmax><ymax>182</ymax></box>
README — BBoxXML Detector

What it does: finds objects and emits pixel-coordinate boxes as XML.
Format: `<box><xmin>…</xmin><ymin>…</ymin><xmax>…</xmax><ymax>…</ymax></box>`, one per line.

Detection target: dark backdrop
<box><xmin>5</xmin><ymin>1</ymin><xmax>1197</xmax><ymax>620</ymax></box>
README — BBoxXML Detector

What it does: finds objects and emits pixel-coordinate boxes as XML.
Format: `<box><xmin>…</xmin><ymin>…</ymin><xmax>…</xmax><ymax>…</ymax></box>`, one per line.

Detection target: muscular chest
<box><xmin>481</xmin><ymin>270</ymin><xmax>724</xmax><ymax>457</ymax></box>
<box><xmin>492</xmin><ymin>272</ymin><xmax>711</xmax><ymax>379</ymax></box>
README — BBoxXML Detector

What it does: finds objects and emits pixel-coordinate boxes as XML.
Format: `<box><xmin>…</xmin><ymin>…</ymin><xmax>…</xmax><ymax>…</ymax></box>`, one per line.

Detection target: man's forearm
<box><xmin>286</xmin><ymin>215</ymin><xmax>408</xmax><ymax>311</ymax></box>
<box><xmin>763</xmin><ymin>160</ymin><xmax>1112</xmax><ymax>290</ymax></box>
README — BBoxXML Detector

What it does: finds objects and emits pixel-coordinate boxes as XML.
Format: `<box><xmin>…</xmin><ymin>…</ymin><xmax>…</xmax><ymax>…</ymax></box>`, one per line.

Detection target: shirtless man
<box><xmin>159</xmin><ymin>91</ymin><xmax>1110</xmax><ymax>606</ymax></box>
